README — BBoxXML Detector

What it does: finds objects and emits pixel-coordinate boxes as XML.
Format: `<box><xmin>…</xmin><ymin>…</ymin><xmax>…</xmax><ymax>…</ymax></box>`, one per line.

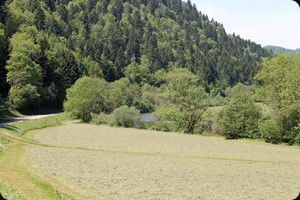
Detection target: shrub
<box><xmin>219</xmin><ymin>103</ymin><xmax>261</xmax><ymax>139</ymax></box>
<box><xmin>218</xmin><ymin>83</ymin><xmax>261</xmax><ymax>139</ymax></box>
<box><xmin>259</xmin><ymin>119</ymin><xmax>282</xmax><ymax>144</ymax></box>
<box><xmin>90</xmin><ymin>113</ymin><xmax>111</xmax><ymax>125</ymax></box>
<box><xmin>109</xmin><ymin>106</ymin><xmax>143</xmax><ymax>128</ymax></box>
<box><xmin>150</xmin><ymin>121</ymin><xmax>175</xmax><ymax>132</ymax></box>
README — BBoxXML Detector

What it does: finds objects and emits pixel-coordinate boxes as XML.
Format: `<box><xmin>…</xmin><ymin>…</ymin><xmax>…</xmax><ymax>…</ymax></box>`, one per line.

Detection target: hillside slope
<box><xmin>0</xmin><ymin>0</ymin><xmax>271</xmax><ymax>109</ymax></box>
<box><xmin>264</xmin><ymin>45</ymin><xmax>300</xmax><ymax>54</ymax></box>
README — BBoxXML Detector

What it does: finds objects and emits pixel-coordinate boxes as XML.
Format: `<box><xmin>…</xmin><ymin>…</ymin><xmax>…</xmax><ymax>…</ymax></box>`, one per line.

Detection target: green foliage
<box><xmin>218</xmin><ymin>83</ymin><xmax>261</xmax><ymax>139</ymax></box>
<box><xmin>34</xmin><ymin>5</ymin><xmax>45</xmax><ymax>30</ymax></box>
<box><xmin>81</xmin><ymin>56</ymin><xmax>103</xmax><ymax>78</ymax></box>
<box><xmin>0</xmin><ymin>25</ymin><xmax>9</xmax><ymax>95</ymax></box>
<box><xmin>259</xmin><ymin>119</ymin><xmax>282</xmax><ymax>144</ymax></box>
<box><xmin>5</xmin><ymin>26</ymin><xmax>42</xmax><ymax>110</ymax></box>
<box><xmin>124</xmin><ymin>56</ymin><xmax>152</xmax><ymax>85</ymax></box>
<box><xmin>64</xmin><ymin>77</ymin><xmax>109</xmax><ymax>122</ymax></box>
<box><xmin>108</xmin><ymin>78</ymin><xmax>138</xmax><ymax>110</ymax></box>
<box><xmin>150</xmin><ymin>121</ymin><xmax>175</xmax><ymax>132</ymax></box>
<box><xmin>5</xmin><ymin>25</ymin><xmax>66</xmax><ymax>109</ymax></box>
<box><xmin>0</xmin><ymin>0</ymin><xmax>271</xmax><ymax>111</ymax></box>
<box><xmin>255</xmin><ymin>54</ymin><xmax>300</xmax><ymax>144</ymax></box>
<box><xmin>255</xmin><ymin>54</ymin><xmax>300</xmax><ymax>109</ymax></box>
<box><xmin>65</xmin><ymin>76</ymin><xmax>154</xmax><ymax>124</ymax></box>
<box><xmin>109</xmin><ymin>106</ymin><xmax>143</xmax><ymax>128</ymax></box>
<box><xmin>91</xmin><ymin>112</ymin><xmax>111</xmax><ymax>125</ymax></box>
<box><xmin>206</xmin><ymin>92</ymin><xmax>228</xmax><ymax>106</ymax></box>
<box><xmin>8</xmin><ymin>84</ymin><xmax>40</xmax><ymax>110</ymax></box>
<box><xmin>0</xmin><ymin>0</ymin><xmax>279</xmax><ymax>142</ymax></box>
<box><xmin>131</xmin><ymin>83</ymin><xmax>157</xmax><ymax>113</ymax></box>
<box><xmin>156</xmin><ymin>68</ymin><xmax>208</xmax><ymax>134</ymax></box>
<box><xmin>91</xmin><ymin>106</ymin><xmax>144</xmax><ymax>129</ymax></box>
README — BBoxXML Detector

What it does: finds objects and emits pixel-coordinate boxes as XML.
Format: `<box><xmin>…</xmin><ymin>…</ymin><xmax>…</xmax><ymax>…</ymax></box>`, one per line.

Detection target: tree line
<box><xmin>65</xmin><ymin>53</ymin><xmax>300</xmax><ymax>145</ymax></box>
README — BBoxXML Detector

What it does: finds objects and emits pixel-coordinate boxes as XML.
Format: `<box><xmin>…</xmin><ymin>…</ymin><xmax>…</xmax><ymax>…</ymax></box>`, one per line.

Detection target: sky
<box><xmin>191</xmin><ymin>0</ymin><xmax>300</xmax><ymax>49</ymax></box>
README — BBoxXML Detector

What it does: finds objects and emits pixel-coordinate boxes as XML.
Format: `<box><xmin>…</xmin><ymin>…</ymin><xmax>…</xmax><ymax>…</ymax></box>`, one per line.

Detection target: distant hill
<box><xmin>264</xmin><ymin>45</ymin><xmax>300</xmax><ymax>54</ymax></box>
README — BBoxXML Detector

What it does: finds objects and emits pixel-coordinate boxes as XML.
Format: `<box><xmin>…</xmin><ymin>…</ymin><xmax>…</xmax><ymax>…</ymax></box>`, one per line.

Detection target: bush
<box><xmin>218</xmin><ymin>84</ymin><xmax>261</xmax><ymax>139</ymax></box>
<box><xmin>206</xmin><ymin>93</ymin><xmax>228</xmax><ymax>106</ymax></box>
<box><xmin>150</xmin><ymin>121</ymin><xmax>175</xmax><ymax>132</ymax></box>
<box><xmin>259</xmin><ymin>119</ymin><xmax>282</xmax><ymax>144</ymax></box>
<box><xmin>90</xmin><ymin>113</ymin><xmax>111</xmax><ymax>125</ymax></box>
<box><xmin>109</xmin><ymin>106</ymin><xmax>143</xmax><ymax>128</ymax></box>
<box><xmin>219</xmin><ymin>104</ymin><xmax>261</xmax><ymax>139</ymax></box>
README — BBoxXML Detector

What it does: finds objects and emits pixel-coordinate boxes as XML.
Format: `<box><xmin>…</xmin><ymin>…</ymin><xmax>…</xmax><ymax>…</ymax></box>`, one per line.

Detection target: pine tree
<box><xmin>34</xmin><ymin>6</ymin><xmax>46</xmax><ymax>31</ymax></box>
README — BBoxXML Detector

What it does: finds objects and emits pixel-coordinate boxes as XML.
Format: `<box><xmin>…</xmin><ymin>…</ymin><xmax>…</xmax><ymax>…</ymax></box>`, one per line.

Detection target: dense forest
<box><xmin>1</xmin><ymin>0</ymin><xmax>299</xmax><ymax>144</ymax></box>
<box><xmin>0</xmin><ymin>0</ymin><xmax>271</xmax><ymax>110</ymax></box>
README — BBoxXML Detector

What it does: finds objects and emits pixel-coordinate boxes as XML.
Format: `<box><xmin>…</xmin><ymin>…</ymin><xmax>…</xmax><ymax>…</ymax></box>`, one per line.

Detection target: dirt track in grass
<box><xmin>27</xmin><ymin>123</ymin><xmax>300</xmax><ymax>200</ymax></box>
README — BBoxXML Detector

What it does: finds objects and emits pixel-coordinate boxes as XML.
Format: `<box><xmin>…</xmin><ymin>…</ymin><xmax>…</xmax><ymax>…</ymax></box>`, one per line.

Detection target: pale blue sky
<box><xmin>191</xmin><ymin>0</ymin><xmax>300</xmax><ymax>49</ymax></box>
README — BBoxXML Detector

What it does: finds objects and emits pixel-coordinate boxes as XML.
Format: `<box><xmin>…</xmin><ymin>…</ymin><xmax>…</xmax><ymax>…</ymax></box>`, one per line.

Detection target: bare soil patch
<box><xmin>27</xmin><ymin>123</ymin><xmax>300</xmax><ymax>199</ymax></box>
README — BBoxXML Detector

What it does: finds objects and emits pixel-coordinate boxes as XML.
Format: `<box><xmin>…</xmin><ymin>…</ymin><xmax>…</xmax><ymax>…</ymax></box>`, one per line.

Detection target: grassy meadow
<box><xmin>25</xmin><ymin>124</ymin><xmax>300</xmax><ymax>199</ymax></box>
<box><xmin>0</xmin><ymin>115</ymin><xmax>299</xmax><ymax>199</ymax></box>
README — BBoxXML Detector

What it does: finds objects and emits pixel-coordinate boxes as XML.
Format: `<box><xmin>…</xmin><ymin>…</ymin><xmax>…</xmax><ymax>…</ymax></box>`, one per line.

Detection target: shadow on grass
<box><xmin>1</xmin><ymin>125</ymin><xmax>21</xmax><ymax>134</ymax></box>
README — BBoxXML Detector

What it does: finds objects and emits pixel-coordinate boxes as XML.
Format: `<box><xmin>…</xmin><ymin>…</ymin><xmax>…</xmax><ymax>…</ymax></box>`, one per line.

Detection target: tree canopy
<box><xmin>0</xmin><ymin>0</ymin><xmax>271</xmax><ymax>109</ymax></box>
<box><xmin>255</xmin><ymin>54</ymin><xmax>300</xmax><ymax>144</ymax></box>
<box><xmin>64</xmin><ymin>76</ymin><xmax>109</xmax><ymax>122</ymax></box>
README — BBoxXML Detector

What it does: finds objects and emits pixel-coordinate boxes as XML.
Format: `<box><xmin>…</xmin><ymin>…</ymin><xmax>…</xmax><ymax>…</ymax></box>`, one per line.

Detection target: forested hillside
<box><xmin>0</xmin><ymin>0</ymin><xmax>271</xmax><ymax>110</ymax></box>
<box><xmin>264</xmin><ymin>45</ymin><xmax>300</xmax><ymax>54</ymax></box>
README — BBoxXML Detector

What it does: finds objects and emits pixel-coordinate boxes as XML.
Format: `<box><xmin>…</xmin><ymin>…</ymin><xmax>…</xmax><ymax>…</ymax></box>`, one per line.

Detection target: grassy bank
<box><xmin>0</xmin><ymin>181</ymin><xmax>24</xmax><ymax>200</ymax></box>
<box><xmin>2</xmin><ymin>114</ymin><xmax>66</xmax><ymax>136</ymax></box>
<box><xmin>0</xmin><ymin>113</ymin><xmax>74</xmax><ymax>200</ymax></box>
<box><xmin>0</xmin><ymin>144</ymin><xmax>74</xmax><ymax>200</ymax></box>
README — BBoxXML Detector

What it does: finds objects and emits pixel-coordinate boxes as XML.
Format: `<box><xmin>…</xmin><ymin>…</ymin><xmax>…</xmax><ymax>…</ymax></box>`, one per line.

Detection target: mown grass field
<box><xmin>21</xmin><ymin>123</ymin><xmax>300</xmax><ymax>200</ymax></box>
<box><xmin>0</xmin><ymin>113</ymin><xmax>299</xmax><ymax>200</ymax></box>
<box><xmin>0</xmin><ymin>114</ymin><xmax>76</xmax><ymax>200</ymax></box>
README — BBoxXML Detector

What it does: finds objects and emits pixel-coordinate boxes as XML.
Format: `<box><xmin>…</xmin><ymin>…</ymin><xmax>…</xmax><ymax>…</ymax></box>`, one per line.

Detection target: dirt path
<box><xmin>0</xmin><ymin>114</ymin><xmax>59</xmax><ymax>127</ymax></box>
